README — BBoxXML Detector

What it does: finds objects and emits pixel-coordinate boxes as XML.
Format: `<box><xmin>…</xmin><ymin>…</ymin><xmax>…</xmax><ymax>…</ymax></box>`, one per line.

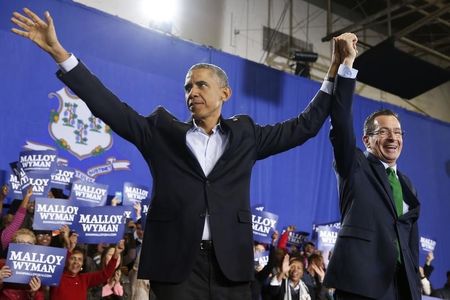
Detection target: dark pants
<box><xmin>151</xmin><ymin>241</ymin><xmax>251</xmax><ymax>300</ymax></box>
<box><xmin>335</xmin><ymin>263</ymin><xmax>411</xmax><ymax>300</ymax></box>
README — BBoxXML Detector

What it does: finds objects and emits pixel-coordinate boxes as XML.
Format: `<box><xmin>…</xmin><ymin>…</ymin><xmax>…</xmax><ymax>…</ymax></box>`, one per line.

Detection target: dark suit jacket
<box><xmin>324</xmin><ymin>76</ymin><xmax>421</xmax><ymax>299</ymax></box>
<box><xmin>57</xmin><ymin>62</ymin><xmax>344</xmax><ymax>283</ymax></box>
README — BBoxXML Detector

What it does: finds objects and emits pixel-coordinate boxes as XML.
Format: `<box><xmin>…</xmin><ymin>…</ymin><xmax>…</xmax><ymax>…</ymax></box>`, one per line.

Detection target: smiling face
<box><xmin>288</xmin><ymin>260</ymin><xmax>304</xmax><ymax>285</ymax></box>
<box><xmin>67</xmin><ymin>252</ymin><xmax>84</xmax><ymax>275</ymax></box>
<box><xmin>363</xmin><ymin>115</ymin><xmax>403</xmax><ymax>166</ymax></box>
<box><xmin>184</xmin><ymin>67</ymin><xmax>231</xmax><ymax>128</ymax></box>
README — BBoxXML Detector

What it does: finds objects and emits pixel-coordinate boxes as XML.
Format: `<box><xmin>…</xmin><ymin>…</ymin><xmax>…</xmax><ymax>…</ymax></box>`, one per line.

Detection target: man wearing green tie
<box><xmin>325</xmin><ymin>83</ymin><xmax>421</xmax><ymax>299</ymax></box>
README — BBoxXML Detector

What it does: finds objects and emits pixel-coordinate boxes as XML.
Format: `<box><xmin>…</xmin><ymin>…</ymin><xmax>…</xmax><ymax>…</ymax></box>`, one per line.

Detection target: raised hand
<box><xmin>11</xmin><ymin>8</ymin><xmax>69</xmax><ymax>62</ymax></box>
<box><xmin>334</xmin><ymin>32</ymin><xmax>358</xmax><ymax>67</ymax></box>
<box><xmin>114</xmin><ymin>239</ymin><xmax>125</xmax><ymax>257</ymax></box>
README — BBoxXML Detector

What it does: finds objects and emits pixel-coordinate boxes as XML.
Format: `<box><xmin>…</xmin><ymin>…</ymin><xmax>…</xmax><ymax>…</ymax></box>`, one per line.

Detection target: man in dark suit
<box><xmin>324</xmin><ymin>34</ymin><xmax>421</xmax><ymax>299</ymax></box>
<box><xmin>11</xmin><ymin>8</ymin><xmax>357</xmax><ymax>300</ymax></box>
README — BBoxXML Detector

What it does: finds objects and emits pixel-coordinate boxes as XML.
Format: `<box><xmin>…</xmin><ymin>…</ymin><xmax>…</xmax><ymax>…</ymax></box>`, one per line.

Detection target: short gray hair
<box><xmin>187</xmin><ymin>63</ymin><xmax>229</xmax><ymax>88</ymax></box>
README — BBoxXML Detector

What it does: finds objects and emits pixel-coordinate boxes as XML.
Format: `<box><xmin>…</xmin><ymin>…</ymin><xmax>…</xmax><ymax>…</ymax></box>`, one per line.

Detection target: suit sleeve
<box><xmin>57</xmin><ymin>61</ymin><xmax>153</xmax><ymax>150</ymax></box>
<box><xmin>254</xmin><ymin>90</ymin><xmax>332</xmax><ymax>160</ymax></box>
<box><xmin>329</xmin><ymin>75</ymin><xmax>357</xmax><ymax>178</ymax></box>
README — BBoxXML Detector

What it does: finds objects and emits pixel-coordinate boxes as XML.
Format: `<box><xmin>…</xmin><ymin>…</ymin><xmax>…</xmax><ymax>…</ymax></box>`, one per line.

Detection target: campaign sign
<box><xmin>28</xmin><ymin>172</ymin><xmax>52</xmax><ymax>201</ymax></box>
<box><xmin>286</xmin><ymin>231</ymin><xmax>309</xmax><ymax>250</ymax></box>
<box><xmin>123</xmin><ymin>182</ymin><xmax>150</xmax><ymax>205</ymax></box>
<box><xmin>69</xmin><ymin>180</ymin><xmax>108</xmax><ymax>207</ymax></box>
<box><xmin>73</xmin><ymin>206</ymin><xmax>126</xmax><ymax>244</ymax></box>
<box><xmin>19</xmin><ymin>150</ymin><xmax>58</xmax><ymax>173</ymax></box>
<box><xmin>4</xmin><ymin>244</ymin><xmax>66</xmax><ymax>286</ymax></box>
<box><xmin>8</xmin><ymin>173</ymin><xmax>23</xmax><ymax>200</ymax></box>
<box><xmin>9</xmin><ymin>162</ymin><xmax>31</xmax><ymax>199</ymax></box>
<box><xmin>34</xmin><ymin>198</ymin><xmax>79</xmax><ymax>230</ymax></box>
<box><xmin>313</xmin><ymin>221</ymin><xmax>341</xmax><ymax>267</ymax></box>
<box><xmin>140</xmin><ymin>199</ymin><xmax>151</xmax><ymax>230</ymax></box>
<box><xmin>254</xmin><ymin>250</ymin><xmax>269</xmax><ymax>270</ymax></box>
<box><xmin>122</xmin><ymin>205</ymin><xmax>135</xmax><ymax>221</ymax></box>
<box><xmin>50</xmin><ymin>166</ymin><xmax>76</xmax><ymax>190</ymax></box>
<box><xmin>420</xmin><ymin>236</ymin><xmax>436</xmax><ymax>254</ymax></box>
<box><xmin>73</xmin><ymin>169</ymin><xmax>95</xmax><ymax>183</ymax></box>
<box><xmin>252</xmin><ymin>209</ymin><xmax>278</xmax><ymax>244</ymax></box>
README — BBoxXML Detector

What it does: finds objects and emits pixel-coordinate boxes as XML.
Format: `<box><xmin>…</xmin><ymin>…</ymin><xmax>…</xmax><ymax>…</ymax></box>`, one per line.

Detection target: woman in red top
<box><xmin>50</xmin><ymin>240</ymin><xmax>124</xmax><ymax>300</ymax></box>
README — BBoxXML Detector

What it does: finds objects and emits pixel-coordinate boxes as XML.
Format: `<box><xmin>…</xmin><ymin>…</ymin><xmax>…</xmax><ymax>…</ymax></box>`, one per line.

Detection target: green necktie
<box><xmin>387</xmin><ymin>167</ymin><xmax>404</xmax><ymax>263</ymax></box>
<box><xmin>387</xmin><ymin>167</ymin><xmax>404</xmax><ymax>217</ymax></box>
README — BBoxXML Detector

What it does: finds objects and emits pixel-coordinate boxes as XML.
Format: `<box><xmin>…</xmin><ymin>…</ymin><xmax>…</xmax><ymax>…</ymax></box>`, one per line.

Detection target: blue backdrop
<box><xmin>1</xmin><ymin>0</ymin><xmax>449</xmax><ymax>287</ymax></box>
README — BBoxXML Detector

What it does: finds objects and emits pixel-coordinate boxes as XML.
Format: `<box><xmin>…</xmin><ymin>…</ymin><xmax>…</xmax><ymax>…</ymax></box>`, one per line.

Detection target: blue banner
<box><xmin>50</xmin><ymin>166</ymin><xmax>76</xmax><ymax>190</ymax></box>
<box><xmin>73</xmin><ymin>206</ymin><xmax>126</xmax><ymax>244</ymax></box>
<box><xmin>34</xmin><ymin>197</ymin><xmax>79</xmax><ymax>230</ymax></box>
<box><xmin>19</xmin><ymin>150</ymin><xmax>58</xmax><ymax>173</ymax></box>
<box><xmin>69</xmin><ymin>180</ymin><xmax>108</xmax><ymax>206</ymax></box>
<box><xmin>4</xmin><ymin>244</ymin><xmax>67</xmax><ymax>286</ymax></box>
<box><xmin>252</xmin><ymin>209</ymin><xmax>278</xmax><ymax>244</ymax></box>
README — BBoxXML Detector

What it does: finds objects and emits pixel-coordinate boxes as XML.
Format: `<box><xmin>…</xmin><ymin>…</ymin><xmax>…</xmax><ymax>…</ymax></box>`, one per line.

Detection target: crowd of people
<box><xmin>0</xmin><ymin>181</ymin><xmax>447</xmax><ymax>300</ymax></box>
<box><xmin>0</xmin><ymin>184</ymin><xmax>153</xmax><ymax>299</ymax></box>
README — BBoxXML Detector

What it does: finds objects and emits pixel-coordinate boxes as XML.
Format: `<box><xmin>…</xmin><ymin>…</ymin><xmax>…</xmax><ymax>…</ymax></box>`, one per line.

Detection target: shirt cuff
<box><xmin>338</xmin><ymin>64</ymin><xmax>358</xmax><ymax>79</ymax></box>
<box><xmin>270</xmin><ymin>276</ymin><xmax>282</xmax><ymax>286</ymax></box>
<box><xmin>320</xmin><ymin>80</ymin><xmax>334</xmax><ymax>95</ymax></box>
<box><xmin>58</xmin><ymin>54</ymin><xmax>78</xmax><ymax>73</ymax></box>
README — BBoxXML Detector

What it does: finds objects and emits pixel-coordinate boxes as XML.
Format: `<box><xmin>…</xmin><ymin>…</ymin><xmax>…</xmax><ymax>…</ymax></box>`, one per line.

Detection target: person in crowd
<box><xmin>423</xmin><ymin>251</ymin><xmax>434</xmax><ymax>280</ymax></box>
<box><xmin>325</xmin><ymin>33</ymin><xmax>421</xmax><ymax>300</ymax></box>
<box><xmin>11</xmin><ymin>8</ymin><xmax>357</xmax><ymax>299</ymax></box>
<box><xmin>0</xmin><ymin>187</ymin><xmax>33</xmax><ymax>258</ymax></box>
<box><xmin>269</xmin><ymin>254</ymin><xmax>311</xmax><ymax>300</ymax></box>
<box><xmin>431</xmin><ymin>271</ymin><xmax>450</xmax><ymax>299</ymax></box>
<box><xmin>419</xmin><ymin>266</ymin><xmax>431</xmax><ymax>295</ymax></box>
<box><xmin>0</xmin><ymin>185</ymin><xmax>8</xmax><ymax>219</ymax></box>
<box><xmin>50</xmin><ymin>239</ymin><xmax>125</xmax><ymax>300</ymax></box>
<box><xmin>302</xmin><ymin>253</ymin><xmax>327</xmax><ymax>300</ymax></box>
<box><xmin>0</xmin><ymin>228</ymin><xmax>44</xmax><ymax>299</ymax></box>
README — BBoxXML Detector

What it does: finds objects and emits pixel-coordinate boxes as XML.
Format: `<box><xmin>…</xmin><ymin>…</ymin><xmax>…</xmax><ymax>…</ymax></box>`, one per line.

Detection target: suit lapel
<box><xmin>365</xmin><ymin>152</ymin><xmax>398</xmax><ymax>218</ymax></box>
<box><xmin>171</xmin><ymin>118</ymin><xmax>206</xmax><ymax>178</ymax></box>
<box><xmin>207</xmin><ymin>116</ymin><xmax>241</xmax><ymax>179</ymax></box>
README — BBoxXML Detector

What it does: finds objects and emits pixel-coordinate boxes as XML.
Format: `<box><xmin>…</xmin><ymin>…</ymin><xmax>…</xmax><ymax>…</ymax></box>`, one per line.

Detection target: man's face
<box><xmin>363</xmin><ymin>115</ymin><xmax>403</xmax><ymax>166</ymax></box>
<box><xmin>184</xmin><ymin>68</ymin><xmax>230</xmax><ymax>123</ymax></box>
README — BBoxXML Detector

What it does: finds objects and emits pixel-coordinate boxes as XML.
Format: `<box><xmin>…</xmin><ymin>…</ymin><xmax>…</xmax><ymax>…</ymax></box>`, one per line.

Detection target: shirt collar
<box><xmin>191</xmin><ymin>119</ymin><xmax>225</xmax><ymax>134</ymax></box>
<box><xmin>380</xmin><ymin>160</ymin><xmax>397</xmax><ymax>174</ymax></box>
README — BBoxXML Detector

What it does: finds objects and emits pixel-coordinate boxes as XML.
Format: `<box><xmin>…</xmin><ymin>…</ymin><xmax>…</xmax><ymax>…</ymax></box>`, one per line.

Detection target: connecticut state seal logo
<box><xmin>48</xmin><ymin>87</ymin><xmax>113</xmax><ymax>160</ymax></box>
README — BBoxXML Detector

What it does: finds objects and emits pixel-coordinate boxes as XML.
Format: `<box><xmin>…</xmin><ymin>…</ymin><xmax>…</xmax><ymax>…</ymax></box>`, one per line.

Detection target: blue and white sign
<box><xmin>69</xmin><ymin>180</ymin><xmax>108</xmax><ymax>206</ymax></box>
<box><xmin>420</xmin><ymin>236</ymin><xmax>436</xmax><ymax>254</ymax></box>
<box><xmin>34</xmin><ymin>198</ymin><xmax>79</xmax><ymax>230</ymax></box>
<box><xmin>287</xmin><ymin>231</ymin><xmax>309</xmax><ymax>250</ymax></box>
<box><xmin>73</xmin><ymin>206</ymin><xmax>126</xmax><ymax>244</ymax></box>
<box><xmin>4</xmin><ymin>244</ymin><xmax>67</xmax><ymax>286</ymax></box>
<box><xmin>9</xmin><ymin>162</ymin><xmax>31</xmax><ymax>199</ymax></box>
<box><xmin>252</xmin><ymin>209</ymin><xmax>278</xmax><ymax>244</ymax></box>
<box><xmin>313</xmin><ymin>221</ymin><xmax>341</xmax><ymax>267</ymax></box>
<box><xmin>28</xmin><ymin>172</ymin><xmax>52</xmax><ymax>201</ymax></box>
<box><xmin>50</xmin><ymin>166</ymin><xmax>76</xmax><ymax>190</ymax></box>
<box><xmin>123</xmin><ymin>182</ymin><xmax>149</xmax><ymax>205</ymax></box>
<box><xmin>19</xmin><ymin>150</ymin><xmax>58</xmax><ymax>173</ymax></box>
<box><xmin>254</xmin><ymin>250</ymin><xmax>269</xmax><ymax>269</ymax></box>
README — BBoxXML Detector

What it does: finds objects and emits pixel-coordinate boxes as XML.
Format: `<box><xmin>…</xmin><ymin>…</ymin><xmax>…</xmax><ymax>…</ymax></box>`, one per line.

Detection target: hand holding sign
<box><xmin>29</xmin><ymin>276</ymin><xmax>41</xmax><ymax>293</ymax></box>
<box><xmin>0</xmin><ymin>265</ymin><xmax>12</xmax><ymax>282</ymax></box>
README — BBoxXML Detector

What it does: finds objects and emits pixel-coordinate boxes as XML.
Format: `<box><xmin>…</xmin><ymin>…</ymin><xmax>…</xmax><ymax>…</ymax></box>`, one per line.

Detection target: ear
<box><xmin>362</xmin><ymin>135</ymin><xmax>370</xmax><ymax>149</ymax></box>
<box><xmin>221</xmin><ymin>87</ymin><xmax>232</xmax><ymax>102</ymax></box>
